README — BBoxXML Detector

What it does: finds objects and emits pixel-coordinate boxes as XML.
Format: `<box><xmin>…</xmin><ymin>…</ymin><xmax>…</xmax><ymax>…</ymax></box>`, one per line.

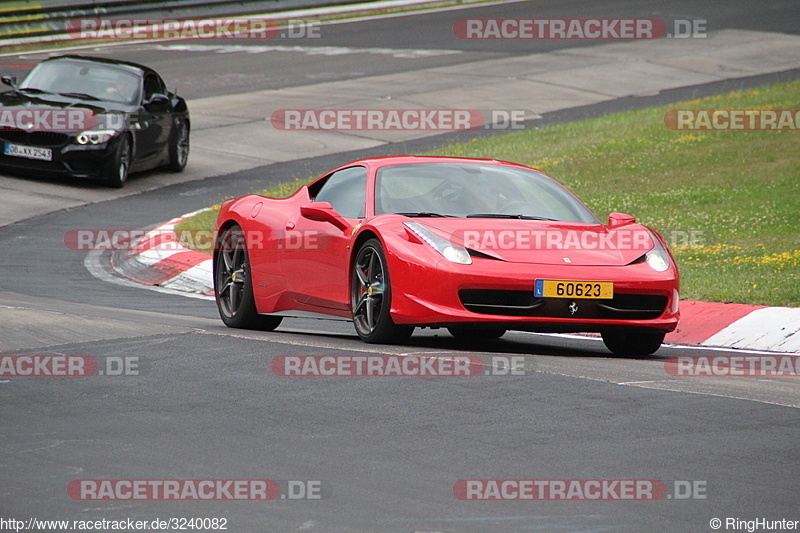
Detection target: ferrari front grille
<box><xmin>459</xmin><ymin>289</ymin><xmax>667</xmax><ymax>320</ymax></box>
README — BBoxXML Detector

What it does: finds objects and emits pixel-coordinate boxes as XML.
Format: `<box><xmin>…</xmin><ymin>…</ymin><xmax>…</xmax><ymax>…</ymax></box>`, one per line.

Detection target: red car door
<box><xmin>278</xmin><ymin>166</ymin><xmax>366</xmax><ymax>312</ymax></box>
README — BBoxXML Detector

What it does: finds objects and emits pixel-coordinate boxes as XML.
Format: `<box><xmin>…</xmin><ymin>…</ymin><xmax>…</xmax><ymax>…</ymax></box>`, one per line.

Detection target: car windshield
<box><xmin>20</xmin><ymin>60</ymin><xmax>141</xmax><ymax>105</ymax></box>
<box><xmin>375</xmin><ymin>162</ymin><xmax>600</xmax><ymax>223</ymax></box>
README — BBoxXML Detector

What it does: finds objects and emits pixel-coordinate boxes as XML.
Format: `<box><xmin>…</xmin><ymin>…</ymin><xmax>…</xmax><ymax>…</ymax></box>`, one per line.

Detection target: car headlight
<box><xmin>645</xmin><ymin>234</ymin><xmax>671</xmax><ymax>272</ymax></box>
<box><xmin>75</xmin><ymin>130</ymin><xmax>118</xmax><ymax>145</ymax></box>
<box><xmin>404</xmin><ymin>221</ymin><xmax>472</xmax><ymax>265</ymax></box>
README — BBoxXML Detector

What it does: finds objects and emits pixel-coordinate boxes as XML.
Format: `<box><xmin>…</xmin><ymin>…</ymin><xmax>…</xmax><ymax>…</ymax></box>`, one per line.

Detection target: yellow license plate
<box><xmin>534</xmin><ymin>279</ymin><xmax>613</xmax><ymax>299</ymax></box>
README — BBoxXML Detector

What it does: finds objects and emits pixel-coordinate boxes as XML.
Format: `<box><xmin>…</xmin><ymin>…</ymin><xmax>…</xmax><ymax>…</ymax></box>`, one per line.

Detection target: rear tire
<box><xmin>351</xmin><ymin>239</ymin><xmax>413</xmax><ymax>344</ymax></box>
<box><xmin>602</xmin><ymin>329</ymin><xmax>665</xmax><ymax>356</ymax></box>
<box><xmin>214</xmin><ymin>224</ymin><xmax>282</xmax><ymax>331</ymax></box>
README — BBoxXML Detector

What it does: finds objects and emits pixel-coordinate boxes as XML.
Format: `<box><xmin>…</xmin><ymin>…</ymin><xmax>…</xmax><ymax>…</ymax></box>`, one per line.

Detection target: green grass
<box><xmin>177</xmin><ymin>80</ymin><xmax>800</xmax><ymax>306</ymax></box>
<box><xmin>175</xmin><ymin>177</ymin><xmax>317</xmax><ymax>253</ymax></box>
<box><xmin>174</xmin><ymin>205</ymin><xmax>222</xmax><ymax>253</ymax></box>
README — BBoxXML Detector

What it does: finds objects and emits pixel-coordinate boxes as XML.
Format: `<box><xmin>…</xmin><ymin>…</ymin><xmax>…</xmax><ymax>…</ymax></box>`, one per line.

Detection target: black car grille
<box><xmin>0</xmin><ymin>154</ymin><xmax>63</xmax><ymax>172</ymax></box>
<box><xmin>68</xmin><ymin>159</ymin><xmax>99</xmax><ymax>172</ymax></box>
<box><xmin>459</xmin><ymin>289</ymin><xmax>667</xmax><ymax>320</ymax></box>
<box><xmin>595</xmin><ymin>294</ymin><xmax>669</xmax><ymax>319</ymax></box>
<box><xmin>459</xmin><ymin>289</ymin><xmax>545</xmax><ymax>316</ymax></box>
<box><xmin>0</xmin><ymin>129</ymin><xmax>70</xmax><ymax>147</ymax></box>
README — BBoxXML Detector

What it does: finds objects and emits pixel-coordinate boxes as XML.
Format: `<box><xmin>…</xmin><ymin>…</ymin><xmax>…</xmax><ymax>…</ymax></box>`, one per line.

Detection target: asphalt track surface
<box><xmin>1</xmin><ymin>1</ymin><xmax>799</xmax><ymax>532</ymax></box>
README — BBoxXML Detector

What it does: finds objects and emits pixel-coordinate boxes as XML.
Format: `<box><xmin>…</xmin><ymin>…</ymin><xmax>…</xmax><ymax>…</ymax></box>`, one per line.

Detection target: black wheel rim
<box><xmin>352</xmin><ymin>245</ymin><xmax>386</xmax><ymax>336</ymax></box>
<box><xmin>176</xmin><ymin>122</ymin><xmax>189</xmax><ymax>166</ymax></box>
<box><xmin>216</xmin><ymin>229</ymin><xmax>247</xmax><ymax>318</ymax></box>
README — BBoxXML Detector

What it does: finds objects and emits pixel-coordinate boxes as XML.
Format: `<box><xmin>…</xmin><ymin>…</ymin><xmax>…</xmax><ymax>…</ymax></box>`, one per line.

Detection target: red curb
<box><xmin>133</xmin><ymin>231</ymin><xmax>176</xmax><ymax>253</ymax></box>
<box><xmin>148</xmin><ymin>250</ymin><xmax>211</xmax><ymax>286</ymax></box>
<box><xmin>666</xmin><ymin>300</ymin><xmax>766</xmax><ymax>345</ymax></box>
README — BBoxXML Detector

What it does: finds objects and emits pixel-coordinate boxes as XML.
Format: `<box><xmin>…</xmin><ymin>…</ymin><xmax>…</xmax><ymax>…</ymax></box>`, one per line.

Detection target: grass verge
<box><xmin>176</xmin><ymin>79</ymin><xmax>800</xmax><ymax>306</ymax></box>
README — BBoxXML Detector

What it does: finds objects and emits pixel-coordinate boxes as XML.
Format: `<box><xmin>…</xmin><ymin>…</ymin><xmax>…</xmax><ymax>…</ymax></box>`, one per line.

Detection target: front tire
<box><xmin>602</xmin><ymin>329</ymin><xmax>665</xmax><ymax>356</ymax></box>
<box><xmin>166</xmin><ymin>118</ymin><xmax>189</xmax><ymax>172</ymax></box>
<box><xmin>351</xmin><ymin>239</ymin><xmax>413</xmax><ymax>344</ymax></box>
<box><xmin>214</xmin><ymin>224</ymin><xmax>282</xmax><ymax>331</ymax></box>
<box><xmin>103</xmin><ymin>134</ymin><xmax>131</xmax><ymax>188</ymax></box>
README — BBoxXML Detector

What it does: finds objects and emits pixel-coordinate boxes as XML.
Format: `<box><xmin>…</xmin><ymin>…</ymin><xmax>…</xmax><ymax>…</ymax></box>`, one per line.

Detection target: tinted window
<box><xmin>143</xmin><ymin>73</ymin><xmax>166</xmax><ymax>101</ymax></box>
<box><xmin>375</xmin><ymin>162</ymin><xmax>599</xmax><ymax>223</ymax></box>
<box><xmin>313</xmin><ymin>166</ymin><xmax>367</xmax><ymax>219</ymax></box>
<box><xmin>21</xmin><ymin>60</ymin><xmax>141</xmax><ymax>104</ymax></box>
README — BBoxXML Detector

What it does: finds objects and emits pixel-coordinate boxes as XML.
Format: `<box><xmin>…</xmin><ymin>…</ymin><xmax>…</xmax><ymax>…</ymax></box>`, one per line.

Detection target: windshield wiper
<box><xmin>395</xmin><ymin>212</ymin><xmax>456</xmax><ymax>218</ymax></box>
<box><xmin>466</xmin><ymin>213</ymin><xmax>558</xmax><ymax>221</ymax></box>
<box><xmin>19</xmin><ymin>87</ymin><xmax>53</xmax><ymax>94</ymax></box>
<box><xmin>58</xmin><ymin>92</ymin><xmax>101</xmax><ymax>101</ymax></box>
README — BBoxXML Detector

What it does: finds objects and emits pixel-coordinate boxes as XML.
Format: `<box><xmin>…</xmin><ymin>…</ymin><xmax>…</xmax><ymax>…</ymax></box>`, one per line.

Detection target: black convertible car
<box><xmin>0</xmin><ymin>55</ymin><xmax>189</xmax><ymax>187</ymax></box>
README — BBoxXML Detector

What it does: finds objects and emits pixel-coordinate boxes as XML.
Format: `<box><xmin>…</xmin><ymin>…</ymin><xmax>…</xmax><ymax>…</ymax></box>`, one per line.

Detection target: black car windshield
<box><xmin>20</xmin><ymin>60</ymin><xmax>141</xmax><ymax>105</ymax></box>
<box><xmin>375</xmin><ymin>162</ymin><xmax>601</xmax><ymax>223</ymax></box>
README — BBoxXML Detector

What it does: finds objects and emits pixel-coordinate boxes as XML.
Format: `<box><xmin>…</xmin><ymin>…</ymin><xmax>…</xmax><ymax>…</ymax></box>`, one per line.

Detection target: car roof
<box><xmin>342</xmin><ymin>155</ymin><xmax>534</xmax><ymax>171</ymax></box>
<box><xmin>40</xmin><ymin>55</ymin><xmax>154</xmax><ymax>77</ymax></box>
<box><xmin>303</xmin><ymin>155</ymin><xmax>540</xmax><ymax>191</ymax></box>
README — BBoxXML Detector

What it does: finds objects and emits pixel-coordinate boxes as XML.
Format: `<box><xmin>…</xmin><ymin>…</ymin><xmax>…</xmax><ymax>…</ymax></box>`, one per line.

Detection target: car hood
<box><xmin>0</xmin><ymin>91</ymin><xmax>134</xmax><ymax>131</ymax></box>
<box><xmin>419</xmin><ymin>218</ymin><xmax>655</xmax><ymax>266</ymax></box>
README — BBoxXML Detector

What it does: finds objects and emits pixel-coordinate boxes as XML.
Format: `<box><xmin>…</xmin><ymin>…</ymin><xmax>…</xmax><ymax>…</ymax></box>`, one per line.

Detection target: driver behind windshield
<box><xmin>104</xmin><ymin>73</ymin><xmax>138</xmax><ymax>103</ymax></box>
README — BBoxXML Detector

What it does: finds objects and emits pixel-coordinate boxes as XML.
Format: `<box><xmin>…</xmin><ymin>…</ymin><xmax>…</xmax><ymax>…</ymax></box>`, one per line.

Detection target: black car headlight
<box><xmin>75</xmin><ymin>130</ymin><xmax>118</xmax><ymax>145</ymax></box>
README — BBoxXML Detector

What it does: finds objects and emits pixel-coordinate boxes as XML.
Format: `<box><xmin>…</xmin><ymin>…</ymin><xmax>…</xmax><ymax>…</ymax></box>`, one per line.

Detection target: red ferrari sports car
<box><xmin>213</xmin><ymin>156</ymin><xmax>679</xmax><ymax>356</ymax></box>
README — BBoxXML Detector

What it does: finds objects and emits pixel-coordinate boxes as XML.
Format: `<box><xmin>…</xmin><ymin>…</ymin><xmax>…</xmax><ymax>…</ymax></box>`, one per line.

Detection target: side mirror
<box><xmin>143</xmin><ymin>93</ymin><xmax>170</xmax><ymax>108</ymax></box>
<box><xmin>300</xmin><ymin>202</ymin><xmax>351</xmax><ymax>231</ymax></box>
<box><xmin>608</xmin><ymin>212</ymin><xmax>636</xmax><ymax>226</ymax></box>
<box><xmin>2</xmin><ymin>76</ymin><xmax>18</xmax><ymax>89</ymax></box>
